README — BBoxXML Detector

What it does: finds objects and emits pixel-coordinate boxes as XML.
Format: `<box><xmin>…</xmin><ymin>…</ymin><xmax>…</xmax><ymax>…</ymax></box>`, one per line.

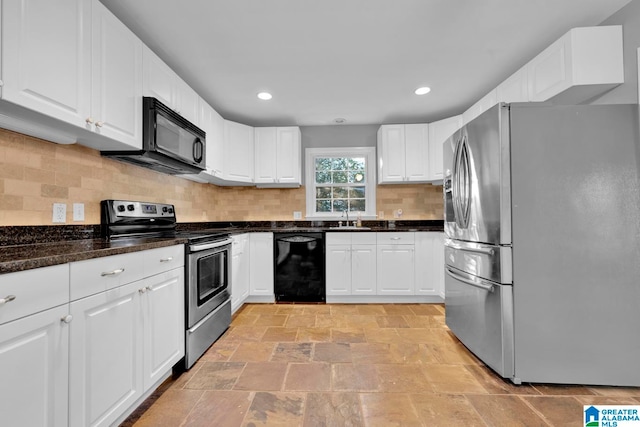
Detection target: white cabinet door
<box><xmin>0</xmin><ymin>304</ymin><xmax>69</xmax><ymax>427</ymax></box>
<box><xmin>2</xmin><ymin>0</ymin><xmax>91</xmax><ymax>128</ymax></box>
<box><xmin>414</xmin><ymin>232</ymin><xmax>443</xmax><ymax>296</ymax></box>
<box><xmin>175</xmin><ymin>78</ymin><xmax>200</xmax><ymax>126</ymax></box>
<box><xmin>428</xmin><ymin>115</ymin><xmax>462</xmax><ymax>181</ymax></box>
<box><xmin>527</xmin><ymin>26</ymin><xmax>623</xmax><ymax>104</ymax></box>
<box><xmin>254</xmin><ymin>127</ymin><xmax>301</xmax><ymax>187</ymax></box>
<box><xmin>404</xmin><ymin>123</ymin><xmax>430</xmax><ymax>182</ymax></box>
<box><xmin>254</xmin><ymin>127</ymin><xmax>278</xmax><ymax>184</ymax></box>
<box><xmin>249</xmin><ymin>233</ymin><xmax>274</xmax><ymax>296</ymax></box>
<box><xmin>69</xmin><ymin>281</ymin><xmax>144</xmax><ymax>427</ymax></box>
<box><xmin>142</xmin><ymin>45</ymin><xmax>176</xmax><ymax>109</ymax></box>
<box><xmin>224</xmin><ymin>120</ymin><xmax>255</xmax><ymax>183</ymax></box>
<box><xmin>377</xmin><ymin>124</ymin><xmax>406</xmax><ymax>183</ymax></box>
<box><xmin>90</xmin><ymin>1</ymin><xmax>142</xmax><ymax>149</ymax></box>
<box><xmin>231</xmin><ymin>234</ymin><xmax>250</xmax><ymax>312</ymax></box>
<box><xmin>200</xmin><ymin>100</ymin><xmax>225</xmax><ymax>177</ymax></box>
<box><xmin>143</xmin><ymin>268</ymin><xmax>184</xmax><ymax>389</ymax></box>
<box><xmin>325</xmin><ymin>245</ymin><xmax>351</xmax><ymax>295</ymax></box>
<box><xmin>351</xmin><ymin>244</ymin><xmax>376</xmax><ymax>295</ymax></box>
<box><xmin>377</xmin><ymin>245</ymin><xmax>415</xmax><ymax>295</ymax></box>
<box><xmin>275</xmin><ymin>127</ymin><xmax>301</xmax><ymax>185</ymax></box>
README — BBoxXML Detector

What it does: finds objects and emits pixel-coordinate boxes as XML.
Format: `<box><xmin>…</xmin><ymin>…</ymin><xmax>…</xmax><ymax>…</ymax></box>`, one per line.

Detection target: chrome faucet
<box><xmin>342</xmin><ymin>209</ymin><xmax>349</xmax><ymax>225</ymax></box>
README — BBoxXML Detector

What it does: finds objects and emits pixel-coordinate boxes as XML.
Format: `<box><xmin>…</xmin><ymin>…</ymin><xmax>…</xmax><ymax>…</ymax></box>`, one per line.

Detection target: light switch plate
<box><xmin>73</xmin><ymin>203</ymin><xmax>85</xmax><ymax>221</ymax></box>
<box><xmin>52</xmin><ymin>203</ymin><xmax>66</xmax><ymax>223</ymax></box>
<box><xmin>293</xmin><ymin>211</ymin><xmax>302</xmax><ymax>220</ymax></box>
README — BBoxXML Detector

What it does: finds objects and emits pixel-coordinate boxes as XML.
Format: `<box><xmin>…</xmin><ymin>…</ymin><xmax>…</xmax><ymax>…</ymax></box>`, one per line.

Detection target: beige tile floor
<box><xmin>122</xmin><ymin>303</ymin><xmax>640</xmax><ymax>426</ymax></box>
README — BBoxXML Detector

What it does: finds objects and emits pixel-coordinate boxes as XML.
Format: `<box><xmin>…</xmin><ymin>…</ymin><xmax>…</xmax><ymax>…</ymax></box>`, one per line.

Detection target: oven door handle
<box><xmin>189</xmin><ymin>238</ymin><xmax>233</xmax><ymax>252</ymax></box>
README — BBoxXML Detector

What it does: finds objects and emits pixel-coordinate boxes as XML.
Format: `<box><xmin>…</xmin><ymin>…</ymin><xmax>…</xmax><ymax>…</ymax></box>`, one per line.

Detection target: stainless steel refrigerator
<box><xmin>443</xmin><ymin>102</ymin><xmax>640</xmax><ymax>386</ymax></box>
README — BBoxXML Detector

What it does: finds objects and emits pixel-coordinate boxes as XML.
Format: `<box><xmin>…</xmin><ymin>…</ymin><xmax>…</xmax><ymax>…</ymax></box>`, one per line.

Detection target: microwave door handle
<box><xmin>193</xmin><ymin>138</ymin><xmax>204</xmax><ymax>163</ymax></box>
<box><xmin>445</xmin><ymin>267</ymin><xmax>495</xmax><ymax>292</ymax></box>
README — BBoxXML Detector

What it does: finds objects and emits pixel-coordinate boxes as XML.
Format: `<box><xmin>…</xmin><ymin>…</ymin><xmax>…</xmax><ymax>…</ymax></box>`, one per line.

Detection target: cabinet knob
<box><xmin>95</xmin><ymin>121</ymin><xmax>104</xmax><ymax>128</ymax></box>
<box><xmin>61</xmin><ymin>314</ymin><xmax>73</xmax><ymax>324</ymax></box>
<box><xmin>160</xmin><ymin>257</ymin><xmax>173</xmax><ymax>263</ymax></box>
<box><xmin>85</xmin><ymin>117</ymin><xmax>94</xmax><ymax>124</ymax></box>
<box><xmin>101</xmin><ymin>268</ymin><xmax>125</xmax><ymax>277</ymax></box>
<box><xmin>0</xmin><ymin>295</ymin><xmax>16</xmax><ymax>306</ymax></box>
<box><xmin>138</xmin><ymin>287</ymin><xmax>147</xmax><ymax>294</ymax></box>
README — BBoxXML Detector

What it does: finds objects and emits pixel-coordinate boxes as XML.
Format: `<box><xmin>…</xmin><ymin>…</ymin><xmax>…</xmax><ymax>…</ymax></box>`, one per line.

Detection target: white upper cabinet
<box><xmin>142</xmin><ymin>46</ymin><xmax>174</xmax><ymax>108</ymax></box>
<box><xmin>201</xmin><ymin>100</ymin><xmax>225</xmax><ymax>178</ymax></box>
<box><xmin>175</xmin><ymin>78</ymin><xmax>200</xmax><ymax>127</ymax></box>
<box><xmin>464</xmin><ymin>26</ymin><xmax>623</xmax><ymax>126</ymax></box>
<box><xmin>1</xmin><ymin>0</ymin><xmax>143</xmax><ymax>149</ymax></box>
<box><xmin>223</xmin><ymin>120</ymin><xmax>255</xmax><ymax>184</ymax></box>
<box><xmin>142</xmin><ymin>45</ymin><xmax>200</xmax><ymax>127</ymax></box>
<box><xmin>377</xmin><ymin>123</ymin><xmax>430</xmax><ymax>184</ymax></box>
<box><xmin>1</xmin><ymin>0</ymin><xmax>91</xmax><ymax>128</ymax></box>
<box><xmin>254</xmin><ymin>126</ymin><xmax>301</xmax><ymax>187</ymax></box>
<box><xmin>88</xmin><ymin>1</ymin><xmax>142</xmax><ymax>149</ymax></box>
<box><xmin>527</xmin><ymin>25</ymin><xmax>623</xmax><ymax>104</ymax></box>
<box><xmin>428</xmin><ymin>115</ymin><xmax>463</xmax><ymax>182</ymax></box>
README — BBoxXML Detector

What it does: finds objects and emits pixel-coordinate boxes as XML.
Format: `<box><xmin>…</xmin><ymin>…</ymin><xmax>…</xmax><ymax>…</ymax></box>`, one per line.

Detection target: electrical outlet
<box><xmin>52</xmin><ymin>203</ymin><xmax>66</xmax><ymax>223</ymax></box>
<box><xmin>73</xmin><ymin>203</ymin><xmax>85</xmax><ymax>221</ymax></box>
<box><xmin>293</xmin><ymin>211</ymin><xmax>302</xmax><ymax>220</ymax></box>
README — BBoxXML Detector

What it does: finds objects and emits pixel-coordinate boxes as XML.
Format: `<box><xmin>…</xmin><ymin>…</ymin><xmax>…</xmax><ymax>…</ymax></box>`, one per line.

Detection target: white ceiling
<box><xmin>100</xmin><ymin>0</ymin><xmax>631</xmax><ymax>127</ymax></box>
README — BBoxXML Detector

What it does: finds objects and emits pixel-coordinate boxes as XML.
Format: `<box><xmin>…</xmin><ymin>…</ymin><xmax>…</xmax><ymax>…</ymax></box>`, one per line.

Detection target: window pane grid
<box><xmin>314</xmin><ymin>156</ymin><xmax>367</xmax><ymax>213</ymax></box>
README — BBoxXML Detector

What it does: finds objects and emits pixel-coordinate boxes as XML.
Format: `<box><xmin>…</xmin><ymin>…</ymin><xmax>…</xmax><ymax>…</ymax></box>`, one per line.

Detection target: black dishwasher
<box><xmin>274</xmin><ymin>232</ymin><xmax>325</xmax><ymax>302</ymax></box>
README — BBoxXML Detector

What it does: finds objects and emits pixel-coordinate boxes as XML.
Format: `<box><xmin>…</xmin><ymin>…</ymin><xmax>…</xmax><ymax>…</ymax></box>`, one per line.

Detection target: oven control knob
<box><xmin>117</xmin><ymin>205</ymin><xmax>125</xmax><ymax>212</ymax></box>
<box><xmin>127</xmin><ymin>204</ymin><xmax>135</xmax><ymax>211</ymax></box>
<box><xmin>162</xmin><ymin>206</ymin><xmax>168</xmax><ymax>213</ymax></box>
<box><xmin>168</xmin><ymin>207</ymin><xmax>174</xmax><ymax>214</ymax></box>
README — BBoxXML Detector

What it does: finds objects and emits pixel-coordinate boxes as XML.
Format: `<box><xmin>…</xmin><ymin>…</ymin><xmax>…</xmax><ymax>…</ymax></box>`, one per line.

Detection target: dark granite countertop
<box><xmin>0</xmin><ymin>220</ymin><xmax>443</xmax><ymax>274</ymax></box>
<box><xmin>0</xmin><ymin>237</ymin><xmax>187</xmax><ymax>274</ymax></box>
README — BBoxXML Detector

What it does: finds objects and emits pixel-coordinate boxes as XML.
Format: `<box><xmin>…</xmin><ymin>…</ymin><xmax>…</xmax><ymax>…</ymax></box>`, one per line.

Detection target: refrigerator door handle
<box><xmin>445</xmin><ymin>266</ymin><xmax>495</xmax><ymax>292</ymax></box>
<box><xmin>445</xmin><ymin>241</ymin><xmax>494</xmax><ymax>255</ymax></box>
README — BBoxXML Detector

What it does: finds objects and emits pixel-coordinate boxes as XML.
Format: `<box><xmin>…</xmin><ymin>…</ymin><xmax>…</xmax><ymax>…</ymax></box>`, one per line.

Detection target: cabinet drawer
<box><xmin>326</xmin><ymin>233</ymin><xmax>351</xmax><ymax>245</ymax></box>
<box><xmin>0</xmin><ymin>264</ymin><xmax>69</xmax><ymax>325</ymax></box>
<box><xmin>143</xmin><ymin>245</ymin><xmax>185</xmax><ymax>277</ymax></box>
<box><xmin>377</xmin><ymin>232</ymin><xmax>415</xmax><ymax>245</ymax></box>
<box><xmin>70</xmin><ymin>251</ymin><xmax>145</xmax><ymax>301</ymax></box>
<box><xmin>351</xmin><ymin>232</ymin><xmax>376</xmax><ymax>245</ymax></box>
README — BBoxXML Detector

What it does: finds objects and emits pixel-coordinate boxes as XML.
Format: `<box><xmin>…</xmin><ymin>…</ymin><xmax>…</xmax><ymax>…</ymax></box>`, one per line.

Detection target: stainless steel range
<box><xmin>101</xmin><ymin>200</ymin><xmax>232</xmax><ymax>369</ymax></box>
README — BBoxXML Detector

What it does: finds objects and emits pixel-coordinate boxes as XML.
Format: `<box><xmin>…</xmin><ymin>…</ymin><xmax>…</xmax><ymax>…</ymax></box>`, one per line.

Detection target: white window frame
<box><xmin>305</xmin><ymin>147</ymin><xmax>377</xmax><ymax>220</ymax></box>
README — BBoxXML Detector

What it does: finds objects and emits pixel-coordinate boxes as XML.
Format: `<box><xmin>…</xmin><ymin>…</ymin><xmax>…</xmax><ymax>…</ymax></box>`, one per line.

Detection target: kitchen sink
<box><xmin>328</xmin><ymin>226</ymin><xmax>371</xmax><ymax>230</ymax></box>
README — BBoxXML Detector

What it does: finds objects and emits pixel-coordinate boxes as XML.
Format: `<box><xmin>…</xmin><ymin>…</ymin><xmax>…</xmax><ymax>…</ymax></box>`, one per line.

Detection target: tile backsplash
<box><xmin>0</xmin><ymin>129</ymin><xmax>443</xmax><ymax>226</ymax></box>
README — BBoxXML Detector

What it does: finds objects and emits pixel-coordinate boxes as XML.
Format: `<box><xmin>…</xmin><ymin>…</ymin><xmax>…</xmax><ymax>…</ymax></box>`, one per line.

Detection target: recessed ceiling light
<box><xmin>334</xmin><ymin>118</ymin><xmax>347</xmax><ymax>124</ymax></box>
<box><xmin>257</xmin><ymin>92</ymin><xmax>272</xmax><ymax>100</ymax></box>
<box><xmin>414</xmin><ymin>87</ymin><xmax>431</xmax><ymax>95</ymax></box>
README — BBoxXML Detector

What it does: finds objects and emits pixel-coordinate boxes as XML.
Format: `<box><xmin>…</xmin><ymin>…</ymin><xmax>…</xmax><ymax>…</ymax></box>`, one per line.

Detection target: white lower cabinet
<box><xmin>231</xmin><ymin>234</ymin><xmax>250</xmax><ymax>313</ymax></box>
<box><xmin>351</xmin><ymin>244</ymin><xmax>377</xmax><ymax>295</ymax></box>
<box><xmin>69</xmin><ymin>280</ymin><xmax>143</xmax><ymax>427</ymax></box>
<box><xmin>377</xmin><ymin>244</ymin><xmax>415</xmax><ymax>295</ymax></box>
<box><xmin>0</xmin><ymin>304</ymin><xmax>70</xmax><ymax>427</ymax></box>
<box><xmin>0</xmin><ymin>264</ymin><xmax>70</xmax><ymax>427</ymax></box>
<box><xmin>249</xmin><ymin>233</ymin><xmax>274</xmax><ymax>298</ymax></box>
<box><xmin>327</xmin><ymin>231</ymin><xmax>444</xmax><ymax>300</ymax></box>
<box><xmin>414</xmin><ymin>232</ymin><xmax>445</xmax><ymax>297</ymax></box>
<box><xmin>326</xmin><ymin>233</ymin><xmax>377</xmax><ymax>296</ymax></box>
<box><xmin>68</xmin><ymin>245</ymin><xmax>184</xmax><ymax>427</ymax></box>
<box><xmin>142</xmin><ymin>269</ymin><xmax>185</xmax><ymax>389</ymax></box>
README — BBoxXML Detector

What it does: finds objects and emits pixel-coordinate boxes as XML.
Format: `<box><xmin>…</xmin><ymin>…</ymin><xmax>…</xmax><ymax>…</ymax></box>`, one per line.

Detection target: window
<box><xmin>305</xmin><ymin>147</ymin><xmax>376</xmax><ymax>219</ymax></box>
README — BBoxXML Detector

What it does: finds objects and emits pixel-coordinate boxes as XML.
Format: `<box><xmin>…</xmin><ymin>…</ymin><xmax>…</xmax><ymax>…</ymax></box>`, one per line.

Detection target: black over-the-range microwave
<box><xmin>101</xmin><ymin>97</ymin><xmax>206</xmax><ymax>175</ymax></box>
